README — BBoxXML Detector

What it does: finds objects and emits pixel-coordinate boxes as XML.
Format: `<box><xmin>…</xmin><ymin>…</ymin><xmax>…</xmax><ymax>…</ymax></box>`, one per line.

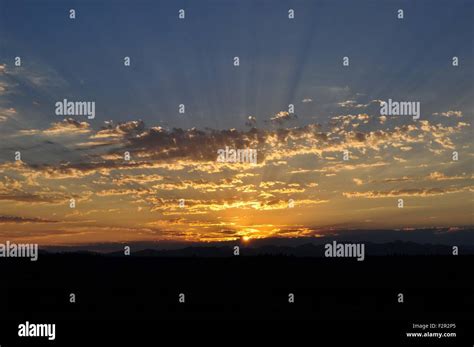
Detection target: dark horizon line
<box><xmin>29</xmin><ymin>226</ymin><xmax>473</xmax><ymax>253</ymax></box>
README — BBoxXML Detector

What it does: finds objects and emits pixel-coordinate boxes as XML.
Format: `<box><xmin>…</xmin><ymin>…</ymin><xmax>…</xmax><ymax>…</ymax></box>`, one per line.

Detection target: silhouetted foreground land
<box><xmin>0</xmin><ymin>251</ymin><xmax>473</xmax><ymax>345</ymax></box>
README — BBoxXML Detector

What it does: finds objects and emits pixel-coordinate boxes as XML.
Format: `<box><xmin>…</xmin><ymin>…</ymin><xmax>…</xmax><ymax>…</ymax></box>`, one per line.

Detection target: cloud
<box><xmin>268</xmin><ymin>111</ymin><xmax>297</xmax><ymax>125</ymax></box>
<box><xmin>0</xmin><ymin>81</ymin><xmax>8</xmax><ymax>94</ymax></box>
<box><xmin>337</xmin><ymin>99</ymin><xmax>383</xmax><ymax>109</ymax></box>
<box><xmin>376</xmin><ymin>172</ymin><xmax>473</xmax><ymax>184</ymax></box>
<box><xmin>112</xmin><ymin>174</ymin><xmax>164</xmax><ymax>185</ymax></box>
<box><xmin>2</xmin><ymin>112</ymin><xmax>468</xmax><ymax>184</ymax></box>
<box><xmin>92</xmin><ymin>120</ymin><xmax>145</xmax><ymax>139</ymax></box>
<box><xmin>338</xmin><ymin>100</ymin><xmax>366</xmax><ymax>108</ymax></box>
<box><xmin>245</xmin><ymin>116</ymin><xmax>257</xmax><ymax>127</ymax></box>
<box><xmin>0</xmin><ymin>108</ymin><xmax>469</xmax><ymax>241</ymax></box>
<box><xmin>427</xmin><ymin>172</ymin><xmax>472</xmax><ymax>181</ymax></box>
<box><xmin>343</xmin><ymin>186</ymin><xmax>472</xmax><ymax>199</ymax></box>
<box><xmin>120</xmin><ymin>126</ymin><xmax>265</xmax><ymax>163</ymax></box>
<box><xmin>148</xmin><ymin>197</ymin><xmax>329</xmax><ymax>214</ymax></box>
<box><xmin>313</xmin><ymin>162</ymin><xmax>389</xmax><ymax>174</ymax></box>
<box><xmin>19</xmin><ymin>118</ymin><xmax>91</xmax><ymax>136</ymax></box>
<box><xmin>433</xmin><ymin>110</ymin><xmax>463</xmax><ymax>118</ymax></box>
<box><xmin>0</xmin><ymin>215</ymin><xmax>58</xmax><ymax>224</ymax></box>
<box><xmin>6</xmin><ymin>62</ymin><xmax>67</xmax><ymax>90</ymax></box>
<box><xmin>0</xmin><ymin>107</ymin><xmax>17</xmax><ymax>122</ymax></box>
<box><xmin>0</xmin><ymin>192</ymin><xmax>66</xmax><ymax>204</ymax></box>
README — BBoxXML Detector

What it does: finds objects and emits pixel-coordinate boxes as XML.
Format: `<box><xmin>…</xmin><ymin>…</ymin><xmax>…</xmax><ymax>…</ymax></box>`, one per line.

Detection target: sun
<box><xmin>242</xmin><ymin>235</ymin><xmax>250</xmax><ymax>242</ymax></box>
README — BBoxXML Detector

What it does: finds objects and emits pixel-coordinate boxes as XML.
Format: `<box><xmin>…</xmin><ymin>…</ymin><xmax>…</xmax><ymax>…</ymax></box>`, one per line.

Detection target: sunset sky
<box><xmin>0</xmin><ymin>0</ymin><xmax>472</xmax><ymax>246</ymax></box>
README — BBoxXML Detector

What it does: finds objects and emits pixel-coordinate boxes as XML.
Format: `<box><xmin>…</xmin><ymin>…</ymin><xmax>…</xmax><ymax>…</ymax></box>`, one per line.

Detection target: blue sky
<box><xmin>1</xmin><ymin>0</ymin><xmax>472</xmax><ymax>131</ymax></box>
